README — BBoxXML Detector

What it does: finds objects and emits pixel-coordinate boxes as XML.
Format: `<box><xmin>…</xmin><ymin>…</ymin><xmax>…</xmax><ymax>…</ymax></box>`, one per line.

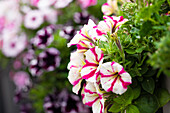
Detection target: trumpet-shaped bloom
<box><xmin>24</xmin><ymin>10</ymin><xmax>44</xmax><ymax>29</ymax></box>
<box><xmin>101</xmin><ymin>0</ymin><xmax>118</xmax><ymax>15</ymax></box>
<box><xmin>33</xmin><ymin>25</ymin><xmax>55</xmax><ymax>49</ymax></box>
<box><xmin>95</xmin><ymin>16</ymin><xmax>128</xmax><ymax>35</ymax></box>
<box><xmin>39</xmin><ymin>48</ymin><xmax>61</xmax><ymax>71</ymax></box>
<box><xmin>83</xmin><ymin>82</ymin><xmax>105</xmax><ymax>113</ymax></box>
<box><xmin>100</xmin><ymin>62</ymin><xmax>132</xmax><ymax>95</ymax></box>
<box><xmin>67</xmin><ymin>19</ymin><xmax>96</xmax><ymax>47</ymax></box>
<box><xmin>67</xmin><ymin>51</ymin><xmax>85</xmax><ymax>94</ymax></box>
<box><xmin>2</xmin><ymin>33</ymin><xmax>27</xmax><ymax>57</ymax></box>
<box><xmin>81</xmin><ymin>46</ymin><xmax>104</xmax><ymax>82</ymax></box>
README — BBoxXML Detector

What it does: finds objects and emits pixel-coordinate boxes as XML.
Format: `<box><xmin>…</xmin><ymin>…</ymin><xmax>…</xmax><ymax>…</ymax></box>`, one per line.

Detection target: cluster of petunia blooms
<box><xmin>67</xmin><ymin>15</ymin><xmax>132</xmax><ymax>113</ymax></box>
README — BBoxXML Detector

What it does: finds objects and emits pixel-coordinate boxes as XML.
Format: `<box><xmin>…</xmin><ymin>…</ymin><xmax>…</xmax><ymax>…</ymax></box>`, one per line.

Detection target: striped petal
<box><xmin>77</xmin><ymin>40</ymin><xmax>95</xmax><ymax>53</ymax></box>
<box><xmin>100</xmin><ymin>62</ymin><xmax>132</xmax><ymax>95</ymax></box>
<box><xmin>83</xmin><ymin>82</ymin><xmax>105</xmax><ymax>113</ymax></box>
<box><xmin>67</xmin><ymin>19</ymin><xmax>96</xmax><ymax>47</ymax></box>
<box><xmin>67</xmin><ymin>51</ymin><xmax>85</xmax><ymax>94</ymax></box>
<box><xmin>67</xmin><ymin>51</ymin><xmax>85</xmax><ymax>70</ymax></box>
<box><xmin>81</xmin><ymin>47</ymin><xmax>104</xmax><ymax>82</ymax></box>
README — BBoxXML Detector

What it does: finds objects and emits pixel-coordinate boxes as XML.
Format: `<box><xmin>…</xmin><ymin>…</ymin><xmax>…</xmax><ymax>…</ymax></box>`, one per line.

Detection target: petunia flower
<box><xmin>29</xmin><ymin>59</ymin><xmax>43</xmax><ymax>76</ymax></box>
<box><xmin>78</xmin><ymin>0</ymin><xmax>97</xmax><ymax>9</ymax></box>
<box><xmin>101</xmin><ymin>0</ymin><xmax>118</xmax><ymax>15</ymax></box>
<box><xmin>24</xmin><ymin>10</ymin><xmax>44</xmax><ymax>29</ymax></box>
<box><xmin>39</xmin><ymin>48</ymin><xmax>61</xmax><ymax>71</ymax></box>
<box><xmin>67</xmin><ymin>19</ymin><xmax>96</xmax><ymax>47</ymax></box>
<box><xmin>59</xmin><ymin>26</ymin><xmax>76</xmax><ymax>42</ymax></box>
<box><xmin>32</xmin><ymin>25</ymin><xmax>55</xmax><ymax>49</ymax></box>
<box><xmin>95</xmin><ymin>16</ymin><xmax>128</xmax><ymax>35</ymax></box>
<box><xmin>83</xmin><ymin>82</ymin><xmax>105</xmax><ymax>113</ymax></box>
<box><xmin>81</xmin><ymin>46</ymin><xmax>104</xmax><ymax>83</ymax></box>
<box><xmin>100</xmin><ymin>61</ymin><xmax>132</xmax><ymax>95</ymax></box>
<box><xmin>13</xmin><ymin>71</ymin><xmax>31</xmax><ymax>91</ymax></box>
<box><xmin>73</xmin><ymin>11</ymin><xmax>96</xmax><ymax>25</ymax></box>
<box><xmin>67</xmin><ymin>51</ymin><xmax>85</xmax><ymax>94</ymax></box>
<box><xmin>2</xmin><ymin>33</ymin><xmax>27</xmax><ymax>57</ymax></box>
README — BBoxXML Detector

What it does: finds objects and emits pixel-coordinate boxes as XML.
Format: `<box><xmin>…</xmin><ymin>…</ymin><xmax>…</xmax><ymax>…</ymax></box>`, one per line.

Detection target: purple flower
<box><xmin>59</xmin><ymin>26</ymin><xmax>76</xmax><ymax>41</ymax></box>
<box><xmin>23</xmin><ymin>50</ymin><xmax>35</xmax><ymax>65</ymax></box>
<box><xmin>39</xmin><ymin>48</ymin><xmax>61</xmax><ymax>71</ymax></box>
<box><xmin>74</xmin><ymin>11</ymin><xmax>96</xmax><ymax>25</ymax></box>
<box><xmin>29</xmin><ymin>59</ymin><xmax>43</xmax><ymax>76</ymax></box>
<box><xmin>33</xmin><ymin>25</ymin><xmax>55</xmax><ymax>49</ymax></box>
<box><xmin>44</xmin><ymin>89</ymin><xmax>91</xmax><ymax>113</ymax></box>
<box><xmin>20</xmin><ymin>103</ymin><xmax>32</xmax><ymax>113</ymax></box>
<box><xmin>44</xmin><ymin>93</ymin><xmax>62</xmax><ymax>113</ymax></box>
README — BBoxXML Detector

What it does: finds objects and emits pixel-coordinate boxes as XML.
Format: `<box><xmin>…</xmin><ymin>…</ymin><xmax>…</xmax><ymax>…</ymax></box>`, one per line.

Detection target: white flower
<box><xmin>100</xmin><ymin>61</ymin><xmax>132</xmax><ymax>95</ymax></box>
<box><xmin>67</xmin><ymin>51</ymin><xmax>85</xmax><ymax>94</ymax></box>
<box><xmin>2</xmin><ymin>34</ymin><xmax>27</xmax><ymax>57</ymax></box>
<box><xmin>24</xmin><ymin>10</ymin><xmax>44</xmax><ymax>29</ymax></box>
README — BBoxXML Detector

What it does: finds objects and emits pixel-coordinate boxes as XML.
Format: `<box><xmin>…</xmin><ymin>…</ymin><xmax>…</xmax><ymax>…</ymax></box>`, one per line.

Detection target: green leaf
<box><xmin>139</xmin><ymin>21</ymin><xmax>153</xmax><ymax>37</ymax></box>
<box><xmin>113</xmin><ymin>87</ymin><xmax>134</xmax><ymax>106</ymax></box>
<box><xmin>132</xmin><ymin>85</ymin><xmax>141</xmax><ymax>99</ymax></box>
<box><xmin>126</xmin><ymin>105</ymin><xmax>140</xmax><ymax>113</ymax></box>
<box><xmin>109</xmin><ymin>102</ymin><xmax>124</xmax><ymax>113</ymax></box>
<box><xmin>141</xmin><ymin>77</ymin><xmax>155</xmax><ymax>94</ymax></box>
<box><xmin>125</xmin><ymin>48</ymin><xmax>136</xmax><ymax>54</ymax></box>
<box><xmin>135</xmin><ymin>94</ymin><xmax>159</xmax><ymax>113</ymax></box>
<box><xmin>156</xmin><ymin>88</ymin><xmax>170</xmax><ymax>107</ymax></box>
<box><xmin>135</xmin><ymin>46</ymin><xmax>145</xmax><ymax>53</ymax></box>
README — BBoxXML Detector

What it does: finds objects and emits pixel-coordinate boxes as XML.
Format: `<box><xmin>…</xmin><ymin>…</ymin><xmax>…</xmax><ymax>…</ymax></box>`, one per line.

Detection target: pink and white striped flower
<box><xmin>81</xmin><ymin>46</ymin><xmax>104</xmax><ymax>82</ymax></box>
<box><xmin>100</xmin><ymin>62</ymin><xmax>132</xmax><ymax>95</ymax></box>
<box><xmin>67</xmin><ymin>51</ymin><xmax>85</xmax><ymax>94</ymax></box>
<box><xmin>95</xmin><ymin>16</ymin><xmax>128</xmax><ymax>35</ymax></box>
<box><xmin>83</xmin><ymin>82</ymin><xmax>105</xmax><ymax>113</ymax></box>
<box><xmin>101</xmin><ymin>0</ymin><xmax>118</xmax><ymax>15</ymax></box>
<box><xmin>78</xmin><ymin>0</ymin><xmax>97</xmax><ymax>9</ymax></box>
<box><xmin>67</xmin><ymin>19</ymin><xmax>96</xmax><ymax>47</ymax></box>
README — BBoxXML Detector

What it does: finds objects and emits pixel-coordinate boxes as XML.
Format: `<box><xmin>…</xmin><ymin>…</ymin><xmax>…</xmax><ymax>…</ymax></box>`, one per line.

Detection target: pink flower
<box><xmin>100</xmin><ymin>62</ymin><xmax>132</xmax><ymax>95</ymax></box>
<box><xmin>2</xmin><ymin>34</ymin><xmax>27</xmax><ymax>57</ymax></box>
<box><xmin>81</xmin><ymin>46</ymin><xmax>104</xmax><ymax>82</ymax></box>
<box><xmin>78</xmin><ymin>0</ymin><xmax>97</xmax><ymax>8</ymax></box>
<box><xmin>67</xmin><ymin>51</ymin><xmax>85</xmax><ymax>94</ymax></box>
<box><xmin>101</xmin><ymin>0</ymin><xmax>118</xmax><ymax>15</ymax></box>
<box><xmin>24</xmin><ymin>10</ymin><xmax>44</xmax><ymax>29</ymax></box>
<box><xmin>83</xmin><ymin>82</ymin><xmax>105</xmax><ymax>113</ymax></box>
<box><xmin>13</xmin><ymin>71</ymin><xmax>31</xmax><ymax>90</ymax></box>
